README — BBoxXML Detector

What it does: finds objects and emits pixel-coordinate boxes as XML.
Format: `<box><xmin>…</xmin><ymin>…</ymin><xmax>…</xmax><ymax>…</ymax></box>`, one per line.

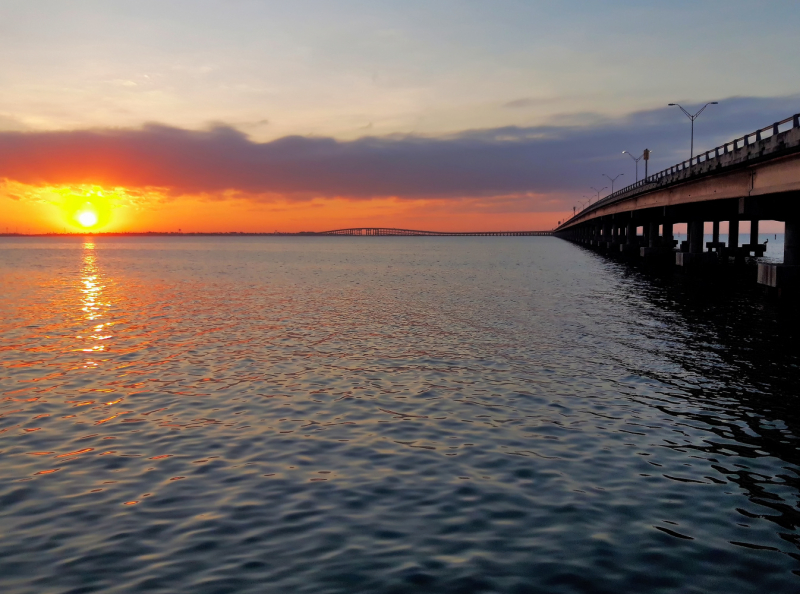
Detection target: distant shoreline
<box><xmin>0</xmin><ymin>230</ymin><xmax>554</xmax><ymax>238</ymax></box>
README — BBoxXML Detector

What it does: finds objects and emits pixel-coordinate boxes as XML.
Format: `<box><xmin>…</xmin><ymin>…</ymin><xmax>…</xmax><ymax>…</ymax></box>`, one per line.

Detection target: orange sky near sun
<box><xmin>0</xmin><ymin>183</ymin><xmax>568</xmax><ymax>234</ymax></box>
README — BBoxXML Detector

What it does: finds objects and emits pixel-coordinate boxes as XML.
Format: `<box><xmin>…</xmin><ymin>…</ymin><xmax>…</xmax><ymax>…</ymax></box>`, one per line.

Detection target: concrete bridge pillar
<box><xmin>688</xmin><ymin>220</ymin><xmax>704</xmax><ymax>254</ymax></box>
<box><xmin>742</xmin><ymin>220</ymin><xmax>766</xmax><ymax>257</ymax></box>
<box><xmin>676</xmin><ymin>219</ymin><xmax>705</xmax><ymax>266</ymax></box>
<box><xmin>663</xmin><ymin>222</ymin><xmax>674</xmax><ymax>248</ymax></box>
<box><xmin>626</xmin><ymin>222</ymin><xmax>634</xmax><ymax>245</ymax></box>
<box><xmin>648</xmin><ymin>221</ymin><xmax>658</xmax><ymax>248</ymax></box>
<box><xmin>729</xmin><ymin>219</ymin><xmax>739</xmax><ymax>250</ymax></box>
<box><xmin>707</xmin><ymin>220</ymin><xmax>724</xmax><ymax>253</ymax></box>
<box><xmin>757</xmin><ymin>219</ymin><xmax>800</xmax><ymax>289</ymax></box>
<box><xmin>785</xmin><ymin>220</ymin><xmax>799</xmax><ymax>265</ymax></box>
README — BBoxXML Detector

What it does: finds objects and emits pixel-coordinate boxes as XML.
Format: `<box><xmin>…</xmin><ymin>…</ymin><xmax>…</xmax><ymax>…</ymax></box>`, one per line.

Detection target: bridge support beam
<box><xmin>663</xmin><ymin>221</ymin><xmax>674</xmax><ymax>249</ymax></box>
<box><xmin>640</xmin><ymin>219</ymin><xmax>662</xmax><ymax>258</ymax></box>
<box><xmin>706</xmin><ymin>221</ymin><xmax>724</xmax><ymax>254</ymax></box>
<box><xmin>603</xmin><ymin>220</ymin><xmax>612</xmax><ymax>249</ymax></box>
<box><xmin>758</xmin><ymin>218</ymin><xmax>800</xmax><ymax>289</ymax></box>
<box><xmin>727</xmin><ymin>219</ymin><xmax>742</xmax><ymax>263</ymax></box>
<box><xmin>689</xmin><ymin>220</ymin><xmax>704</xmax><ymax>254</ymax></box>
<box><xmin>677</xmin><ymin>219</ymin><xmax>705</xmax><ymax>266</ymax></box>
<box><xmin>741</xmin><ymin>219</ymin><xmax>767</xmax><ymax>258</ymax></box>
<box><xmin>621</xmin><ymin>221</ymin><xmax>637</xmax><ymax>255</ymax></box>
<box><xmin>786</xmin><ymin>219</ymin><xmax>799</xmax><ymax>266</ymax></box>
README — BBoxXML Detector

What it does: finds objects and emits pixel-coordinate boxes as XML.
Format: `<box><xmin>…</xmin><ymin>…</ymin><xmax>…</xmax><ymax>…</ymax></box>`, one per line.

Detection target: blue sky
<box><xmin>1</xmin><ymin>1</ymin><xmax>798</xmax><ymax>230</ymax></box>
<box><xmin>2</xmin><ymin>0</ymin><xmax>797</xmax><ymax>138</ymax></box>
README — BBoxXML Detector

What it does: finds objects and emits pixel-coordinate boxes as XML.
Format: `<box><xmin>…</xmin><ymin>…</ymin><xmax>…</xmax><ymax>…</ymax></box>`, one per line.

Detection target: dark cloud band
<box><xmin>0</xmin><ymin>95</ymin><xmax>796</xmax><ymax>203</ymax></box>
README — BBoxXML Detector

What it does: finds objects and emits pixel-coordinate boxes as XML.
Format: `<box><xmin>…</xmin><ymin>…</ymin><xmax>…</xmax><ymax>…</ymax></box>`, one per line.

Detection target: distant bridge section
<box><xmin>303</xmin><ymin>228</ymin><xmax>551</xmax><ymax>236</ymax></box>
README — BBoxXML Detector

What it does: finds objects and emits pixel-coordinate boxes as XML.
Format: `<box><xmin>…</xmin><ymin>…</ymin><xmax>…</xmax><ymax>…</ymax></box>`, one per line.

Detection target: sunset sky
<box><xmin>1</xmin><ymin>0</ymin><xmax>799</xmax><ymax>233</ymax></box>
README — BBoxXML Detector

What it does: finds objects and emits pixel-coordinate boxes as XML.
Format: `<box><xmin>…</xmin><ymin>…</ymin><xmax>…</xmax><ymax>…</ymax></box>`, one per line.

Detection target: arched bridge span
<box><xmin>302</xmin><ymin>228</ymin><xmax>551</xmax><ymax>236</ymax></box>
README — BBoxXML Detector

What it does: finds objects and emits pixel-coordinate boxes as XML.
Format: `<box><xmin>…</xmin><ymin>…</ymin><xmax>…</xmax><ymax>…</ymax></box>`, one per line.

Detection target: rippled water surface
<box><xmin>2</xmin><ymin>236</ymin><xmax>800</xmax><ymax>594</ymax></box>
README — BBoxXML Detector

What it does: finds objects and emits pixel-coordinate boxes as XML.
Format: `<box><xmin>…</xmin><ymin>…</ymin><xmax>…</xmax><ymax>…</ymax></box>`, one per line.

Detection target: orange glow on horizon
<box><xmin>1</xmin><ymin>180</ymin><xmax>569</xmax><ymax>233</ymax></box>
<box><xmin>62</xmin><ymin>189</ymin><xmax>114</xmax><ymax>231</ymax></box>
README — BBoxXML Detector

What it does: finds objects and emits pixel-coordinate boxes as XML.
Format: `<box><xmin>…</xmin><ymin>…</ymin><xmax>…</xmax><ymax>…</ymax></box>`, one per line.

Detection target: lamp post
<box><xmin>668</xmin><ymin>102</ymin><xmax>718</xmax><ymax>160</ymax></box>
<box><xmin>602</xmin><ymin>173</ymin><xmax>623</xmax><ymax>194</ymax></box>
<box><xmin>590</xmin><ymin>187</ymin><xmax>607</xmax><ymax>202</ymax></box>
<box><xmin>622</xmin><ymin>151</ymin><xmax>644</xmax><ymax>182</ymax></box>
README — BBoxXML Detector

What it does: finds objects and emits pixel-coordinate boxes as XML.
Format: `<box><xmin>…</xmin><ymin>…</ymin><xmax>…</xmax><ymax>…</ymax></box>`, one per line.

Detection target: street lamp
<box><xmin>602</xmin><ymin>173</ymin><xmax>623</xmax><ymax>193</ymax></box>
<box><xmin>668</xmin><ymin>102</ymin><xmax>718</xmax><ymax>159</ymax></box>
<box><xmin>590</xmin><ymin>186</ymin><xmax>607</xmax><ymax>201</ymax></box>
<box><xmin>622</xmin><ymin>151</ymin><xmax>644</xmax><ymax>182</ymax></box>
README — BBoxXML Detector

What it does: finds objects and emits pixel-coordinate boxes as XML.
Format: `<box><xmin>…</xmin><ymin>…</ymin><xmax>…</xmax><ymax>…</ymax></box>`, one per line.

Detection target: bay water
<box><xmin>1</xmin><ymin>236</ymin><xmax>799</xmax><ymax>593</ymax></box>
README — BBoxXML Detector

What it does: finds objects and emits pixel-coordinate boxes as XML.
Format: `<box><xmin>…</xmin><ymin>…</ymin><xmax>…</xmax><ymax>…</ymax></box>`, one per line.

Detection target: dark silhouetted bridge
<box><xmin>300</xmin><ymin>228</ymin><xmax>551</xmax><ymax>236</ymax></box>
<box><xmin>555</xmin><ymin>112</ymin><xmax>800</xmax><ymax>290</ymax></box>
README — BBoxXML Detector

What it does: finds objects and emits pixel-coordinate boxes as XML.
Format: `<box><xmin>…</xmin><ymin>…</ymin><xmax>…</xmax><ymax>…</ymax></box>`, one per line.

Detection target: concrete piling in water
<box><xmin>621</xmin><ymin>220</ymin><xmax>637</xmax><ymax>256</ymax></box>
<box><xmin>677</xmin><ymin>220</ymin><xmax>704</xmax><ymax>266</ymax></box>
<box><xmin>707</xmin><ymin>221</ymin><xmax>725</xmax><ymax>256</ymax></box>
<box><xmin>663</xmin><ymin>221</ymin><xmax>674</xmax><ymax>250</ymax></box>
<box><xmin>786</xmin><ymin>220</ymin><xmax>798</xmax><ymax>266</ymax></box>
<box><xmin>728</xmin><ymin>219</ymin><xmax>744</xmax><ymax>265</ymax></box>
<box><xmin>758</xmin><ymin>218</ymin><xmax>800</xmax><ymax>290</ymax></box>
<box><xmin>640</xmin><ymin>220</ymin><xmax>660</xmax><ymax>258</ymax></box>
<box><xmin>649</xmin><ymin>221</ymin><xmax>658</xmax><ymax>248</ymax></box>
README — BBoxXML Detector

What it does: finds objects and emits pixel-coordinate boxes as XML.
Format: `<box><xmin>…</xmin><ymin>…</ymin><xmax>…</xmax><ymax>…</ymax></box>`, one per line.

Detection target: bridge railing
<box><xmin>562</xmin><ymin>112</ymin><xmax>800</xmax><ymax>227</ymax></box>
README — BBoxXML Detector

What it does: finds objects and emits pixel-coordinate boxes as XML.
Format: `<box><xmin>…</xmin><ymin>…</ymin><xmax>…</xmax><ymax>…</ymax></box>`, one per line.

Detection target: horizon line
<box><xmin>0</xmin><ymin>228</ymin><xmax>554</xmax><ymax>237</ymax></box>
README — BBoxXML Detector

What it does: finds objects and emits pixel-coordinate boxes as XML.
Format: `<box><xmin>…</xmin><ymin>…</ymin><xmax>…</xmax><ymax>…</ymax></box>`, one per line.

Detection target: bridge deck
<box><xmin>557</xmin><ymin>113</ymin><xmax>800</xmax><ymax>231</ymax></box>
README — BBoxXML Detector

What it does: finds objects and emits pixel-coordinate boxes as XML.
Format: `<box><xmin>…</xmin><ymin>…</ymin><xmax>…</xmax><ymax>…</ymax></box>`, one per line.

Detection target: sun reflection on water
<box><xmin>78</xmin><ymin>241</ymin><xmax>111</xmax><ymax>365</ymax></box>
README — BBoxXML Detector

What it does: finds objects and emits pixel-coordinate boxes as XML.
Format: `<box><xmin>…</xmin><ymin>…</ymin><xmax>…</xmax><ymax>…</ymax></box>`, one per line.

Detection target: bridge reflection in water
<box><xmin>555</xmin><ymin>113</ymin><xmax>800</xmax><ymax>290</ymax></box>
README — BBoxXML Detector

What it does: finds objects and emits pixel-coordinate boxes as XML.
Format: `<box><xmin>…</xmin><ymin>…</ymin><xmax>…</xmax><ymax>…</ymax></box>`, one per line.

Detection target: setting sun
<box><xmin>52</xmin><ymin>189</ymin><xmax>117</xmax><ymax>231</ymax></box>
<box><xmin>77</xmin><ymin>210</ymin><xmax>98</xmax><ymax>228</ymax></box>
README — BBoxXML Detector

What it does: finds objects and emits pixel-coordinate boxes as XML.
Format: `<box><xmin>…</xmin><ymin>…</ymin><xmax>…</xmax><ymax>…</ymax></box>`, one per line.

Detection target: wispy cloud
<box><xmin>503</xmin><ymin>97</ymin><xmax>562</xmax><ymax>109</ymax></box>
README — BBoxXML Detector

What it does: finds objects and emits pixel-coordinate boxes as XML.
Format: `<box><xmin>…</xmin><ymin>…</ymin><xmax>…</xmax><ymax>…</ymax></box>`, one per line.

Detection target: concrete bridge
<box><xmin>554</xmin><ymin>113</ymin><xmax>800</xmax><ymax>289</ymax></box>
